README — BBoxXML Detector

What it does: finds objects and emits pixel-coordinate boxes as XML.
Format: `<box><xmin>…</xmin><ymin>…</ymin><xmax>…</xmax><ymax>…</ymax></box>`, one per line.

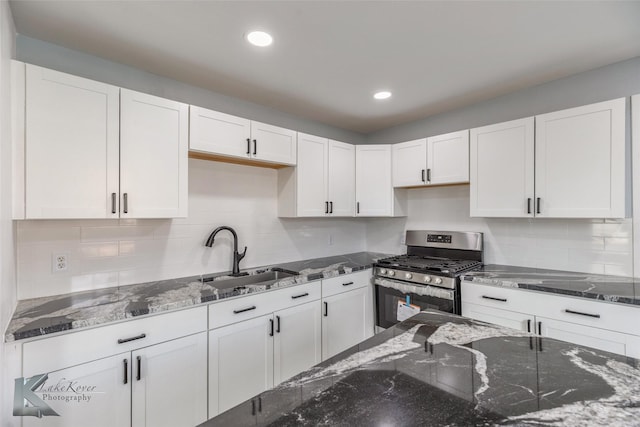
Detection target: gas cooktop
<box><xmin>377</xmin><ymin>255</ymin><xmax>482</xmax><ymax>276</ymax></box>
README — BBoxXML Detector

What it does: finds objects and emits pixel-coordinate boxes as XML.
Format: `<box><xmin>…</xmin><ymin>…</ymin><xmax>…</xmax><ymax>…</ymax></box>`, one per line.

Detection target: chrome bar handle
<box><xmin>111</xmin><ymin>193</ymin><xmax>117</xmax><ymax>214</ymax></box>
<box><xmin>123</xmin><ymin>193</ymin><xmax>128</xmax><ymax>214</ymax></box>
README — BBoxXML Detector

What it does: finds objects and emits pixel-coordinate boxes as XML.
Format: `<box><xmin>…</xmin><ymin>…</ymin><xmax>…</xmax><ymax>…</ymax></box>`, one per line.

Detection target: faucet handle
<box><xmin>238</xmin><ymin>246</ymin><xmax>247</xmax><ymax>261</ymax></box>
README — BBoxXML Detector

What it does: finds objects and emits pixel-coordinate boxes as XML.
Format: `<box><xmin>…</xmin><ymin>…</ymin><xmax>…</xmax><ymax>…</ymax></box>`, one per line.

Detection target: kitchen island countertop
<box><xmin>201</xmin><ymin>310</ymin><xmax>640</xmax><ymax>427</ymax></box>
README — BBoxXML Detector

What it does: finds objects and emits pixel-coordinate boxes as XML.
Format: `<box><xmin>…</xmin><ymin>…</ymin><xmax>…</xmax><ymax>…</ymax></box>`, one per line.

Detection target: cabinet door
<box><xmin>427</xmin><ymin>130</ymin><xmax>469</xmax><ymax>185</ymax></box>
<box><xmin>355</xmin><ymin>145</ymin><xmax>393</xmax><ymax>216</ymax></box>
<box><xmin>327</xmin><ymin>140</ymin><xmax>355</xmax><ymax>216</ymax></box>
<box><xmin>209</xmin><ymin>314</ymin><xmax>274</xmax><ymax>417</ymax></box>
<box><xmin>250</xmin><ymin>121</ymin><xmax>297</xmax><ymax>165</ymax></box>
<box><xmin>189</xmin><ymin>106</ymin><xmax>251</xmax><ymax>158</ymax></box>
<box><xmin>120</xmin><ymin>89</ymin><xmax>188</xmax><ymax>218</ymax></box>
<box><xmin>536</xmin><ymin>316</ymin><xmax>635</xmax><ymax>357</ymax></box>
<box><xmin>470</xmin><ymin>117</ymin><xmax>535</xmax><ymax>217</ymax></box>
<box><xmin>273</xmin><ymin>300</ymin><xmax>322</xmax><ymax>385</ymax></box>
<box><xmin>321</xmin><ymin>286</ymin><xmax>373</xmax><ymax>360</ymax></box>
<box><xmin>296</xmin><ymin>133</ymin><xmax>328</xmax><ymax>216</ymax></box>
<box><xmin>132</xmin><ymin>333</ymin><xmax>207</xmax><ymax>427</ymax></box>
<box><xmin>22</xmin><ymin>353</ymin><xmax>131</xmax><ymax>427</ymax></box>
<box><xmin>462</xmin><ymin>302</ymin><xmax>534</xmax><ymax>332</ymax></box>
<box><xmin>25</xmin><ymin>64</ymin><xmax>119</xmax><ymax>219</ymax></box>
<box><xmin>535</xmin><ymin>98</ymin><xmax>626</xmax><ymax>218</ymax></box>
<box><xmin>392</xmin><ymin>138</ymin><xmax>427</xmax><ymax>187</ymax></box>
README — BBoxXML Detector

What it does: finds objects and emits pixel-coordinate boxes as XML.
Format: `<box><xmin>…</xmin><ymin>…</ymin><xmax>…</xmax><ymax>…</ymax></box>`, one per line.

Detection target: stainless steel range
<box><xmin>374</xmin><ymin>230</ymin><xmax>483</xmax><ymax>329</ymax></box>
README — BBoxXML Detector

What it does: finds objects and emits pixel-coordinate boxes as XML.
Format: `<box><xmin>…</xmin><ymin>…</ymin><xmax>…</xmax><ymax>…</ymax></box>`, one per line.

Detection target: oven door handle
<box><xmin>374</xmin><ymin>277</ymin><xmax>455</xmax><ymax>301</ymax></box>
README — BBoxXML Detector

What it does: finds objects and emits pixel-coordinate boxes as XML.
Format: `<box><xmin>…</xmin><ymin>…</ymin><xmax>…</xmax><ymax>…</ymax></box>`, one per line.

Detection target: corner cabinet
<box><xmin>13</xmin><ymin>62</ymin><xmax>189</xmax><ymax>219</ymax></box>
<box><xmin>189</xmin><ymin>105</ymin><xmax>297</xmax><ymax>166</ymax></box>
<box><xmin>392</xmin><ymin>130</ymin><xmax>469</xmax><ymax>188</ymax></box>
<box><xmin>470</xmin><ymin>98</ymin><xmax>626</xmax><ymax>218</ymax></box>
<box><xmin>355</xmin><ymin>145</ymin><xmax>407</xmax><ymax>217</ymax></box>
<box><xmin>461</xmin><ymin>281</ymin><xmax>640</xmax><ymax>358</ymax></box>
<box><xmin>20</xmin><ymin>307</ymin><xmax>208</xmax><ymax>427</ymax></box>
<box><xmin>278</xmin><ymin>133</ymin><xmax>355</xmax><ymax>217</ymax></box>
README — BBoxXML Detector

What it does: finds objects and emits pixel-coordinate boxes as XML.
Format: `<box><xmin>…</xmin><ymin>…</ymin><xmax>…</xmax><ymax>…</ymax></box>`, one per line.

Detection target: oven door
<box><xmin>375</xmin><ymin>278</ymin><xmax>456</xmax><ymax>329</ymax></box>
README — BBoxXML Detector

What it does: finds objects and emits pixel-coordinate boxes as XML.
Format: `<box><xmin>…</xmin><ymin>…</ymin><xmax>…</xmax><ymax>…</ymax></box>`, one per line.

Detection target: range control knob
<box><xmin>405</xmin><ymin>273</ymin><xmax>413</xmax><ymax>280</ymax></box>
<box><xmin>434</xmin><ymin>278</ymin><xmax>443</xmax><ymax>285</ymax></box>
<box><xmin>388</xmin><ymin>270</ymin><xmax>395</xmax><ymax>277</ymax></box>
<box><xmin>424</xmin><ymin>276</ymin><xmax>431</xmax><ymax>283</ymax></box>
<box><xmin>379</xmin><ymin>269</ymin><xmax>387</xmax><ymax>275</ymax></box>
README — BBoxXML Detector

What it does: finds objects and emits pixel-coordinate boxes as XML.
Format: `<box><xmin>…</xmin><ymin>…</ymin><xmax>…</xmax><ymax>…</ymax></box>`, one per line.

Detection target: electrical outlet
<box><xmin>52</xmin><ymin>253</ymin><xmax>69</xmax><ymax>273</ymax></box>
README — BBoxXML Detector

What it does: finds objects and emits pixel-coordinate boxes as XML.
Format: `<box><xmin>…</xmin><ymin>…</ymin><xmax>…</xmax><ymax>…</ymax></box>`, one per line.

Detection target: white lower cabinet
<box><xmin>461</xmin><ymin>281</ymin><xmax>640</xmax><ymax>357</ymax></box>
<box><xmin>22</xmin><ymin>353</ymin><xmax>131</xmax><ymax>427</ymax></box>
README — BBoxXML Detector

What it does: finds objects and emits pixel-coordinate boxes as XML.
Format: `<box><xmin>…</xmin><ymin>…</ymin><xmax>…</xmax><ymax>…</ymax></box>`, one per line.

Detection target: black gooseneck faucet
<box><xmin>205</xmin><ymin>226</ymin><xmax>247</xmax><ymax>276</ymax></box>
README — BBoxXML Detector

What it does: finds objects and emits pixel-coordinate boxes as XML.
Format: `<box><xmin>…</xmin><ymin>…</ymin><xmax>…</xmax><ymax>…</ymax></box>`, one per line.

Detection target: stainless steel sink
<box><xmin>202</xmin><ymin>268</ymin><xmax>298</xmax><ymax>289</ymax></box>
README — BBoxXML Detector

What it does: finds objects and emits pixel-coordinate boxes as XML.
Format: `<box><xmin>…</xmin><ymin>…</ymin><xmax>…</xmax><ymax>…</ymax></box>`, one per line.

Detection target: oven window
<box><xmin>375</xmin><ymin>284</ymin><xmax>455</xmax><ymax>329</ymax></box>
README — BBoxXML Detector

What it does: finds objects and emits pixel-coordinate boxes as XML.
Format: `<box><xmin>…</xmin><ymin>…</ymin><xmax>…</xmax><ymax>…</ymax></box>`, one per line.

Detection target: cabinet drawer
<box><xmin>23</xmin><ymin>306</ymin><xmax>207</xmax><ymax>376</ymax></box>
<box><xmin>209</xmin><ymin>281</ymin><xmax>320</xmax><ymax>330</ymax></box>
<box><xmin>322</xmin><ymin>269</ymin><xmax>372</xmax><ymax>298</ymax></box>
<box><xmin>461</xmin><ymin>281</ymin><xmax>530</xmax><ymax>312</ymax></box>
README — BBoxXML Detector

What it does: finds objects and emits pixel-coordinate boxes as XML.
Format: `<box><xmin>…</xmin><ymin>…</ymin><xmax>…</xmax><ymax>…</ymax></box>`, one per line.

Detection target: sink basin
<box><xmin>202</xmin><ymin>268</ymin><xmax>299</xmax><ymax>290</ymax></box>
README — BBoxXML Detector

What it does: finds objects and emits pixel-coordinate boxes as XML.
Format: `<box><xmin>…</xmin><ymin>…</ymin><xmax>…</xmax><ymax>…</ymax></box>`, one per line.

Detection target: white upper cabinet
<box><xmin>120</xmin><ymin>89</ymin><xmax>189</xmax><ymax>218</ymax></box>
<box><xmin>279</xmin><ymin>133</ymin><xmax>354</xmax><ymax>217</ymax></box>
<box><xmin>427</xmin><ymin>130</ymin><xmax>469</xmax><ymax>185</ymax></box>
<box><xmin>392</xmin><ymin>138</ymin><xmax>427</xmax><ymax>187</ymax></box>
<box><xmin>189</xmin><ymin>105</ymin><xmax>297</xmax><ymax>166</ymax></box>
<box><xmin>470</xmin><ymin>117</ymin><xmax>535</xmax><ymax>218</ymax></box>
<box><xmin>189</xmin><ymin>106</ymin><xmax>251</xmax><ymax>158</ymax></box>
<box><xmin>392</xmin><ymin>131</ymin><xmax>469</xmax><ymax>188</ymax></box>
<box><xmin>355</xmin><ymin>144</ymin><xmax>407</xmax><ymax>217</ymax></box>
<box><xmin>250</xmin><ymin>121</ymin><xmax>297</xmax><ymax>165</ymax></box>
<box><xmin>24</xmin><ymin>64</ymin><xmax>120</xmax><ymax>219</ymax></box>
<box><xmin>470</xmin><ymin>98</ymin><xmax>626</xmax><ymax>218</ymax></box>
<box><xmin>535</xmin><ymin>98</ymin><xmax>626</xmax><ymax>218</ymax></box>
<box><xmin>16</xmin><ymin>63</ymin><xmax>188</xmax><ymax>219</ymax></box>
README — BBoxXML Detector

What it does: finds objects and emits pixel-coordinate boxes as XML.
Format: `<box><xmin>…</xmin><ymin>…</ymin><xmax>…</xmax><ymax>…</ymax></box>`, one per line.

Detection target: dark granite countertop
<box><xmin>5</xmin><ymin>252</ymin><xmax>392</xmax><ymax>342</ymax></box>
<box><xmin>201</xmin><ymin>310</ymin><xmax>640</xmax><ymax>427</ymax></box>
<box><xmin>462</xmin><ymin>264</ymin><xmax>640</xmax><ymax>306</ymax></box>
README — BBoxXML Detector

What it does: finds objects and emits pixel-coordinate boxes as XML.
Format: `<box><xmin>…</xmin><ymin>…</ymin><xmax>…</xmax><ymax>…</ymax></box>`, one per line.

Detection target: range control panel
<box><xmin>427</xmin><ymin>234</ymin><xmax>452</xmax><ymax>244</ymax></box>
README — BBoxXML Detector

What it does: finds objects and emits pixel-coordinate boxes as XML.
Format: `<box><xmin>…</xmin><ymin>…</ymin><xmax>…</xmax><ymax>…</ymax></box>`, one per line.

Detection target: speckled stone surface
<box><xmin>201</xmin><ymin>310</ymin><xmax>640</xmax><ymax>427</ymax></box>
<box><xmin>462</xmin><ymin>264</ymin><xmax>640</xmax><ymax>306</ymax></box>
<box><xmin>5</xmin><ymin>252</ymin><xmax>391</xmax><ymax>342</ymax></box>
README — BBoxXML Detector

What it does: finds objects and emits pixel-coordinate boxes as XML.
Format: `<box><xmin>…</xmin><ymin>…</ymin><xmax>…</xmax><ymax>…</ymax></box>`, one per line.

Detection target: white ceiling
<box><xmin>9</xmin><ymin>1</ymin><xmax>640</xmax><ymax>134</ymax></box>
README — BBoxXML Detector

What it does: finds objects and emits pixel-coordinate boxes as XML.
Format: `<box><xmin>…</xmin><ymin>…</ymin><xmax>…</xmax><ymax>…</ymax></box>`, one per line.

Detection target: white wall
<box><xmin>16</xmin><ymin>160</ymin><xmax>367</xmax><ymax>299</ymax></box>
<box><xmin>366</xmin><ymin>185</ymin><xmax>633</xmax><ymax>276</ymax></box>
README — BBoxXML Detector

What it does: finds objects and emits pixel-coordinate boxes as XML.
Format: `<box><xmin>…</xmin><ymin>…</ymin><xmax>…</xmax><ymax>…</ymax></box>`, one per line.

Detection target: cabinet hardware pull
<box><xmin>269</xmin><ymin>318</ymin><xmax>274</xmax><ymax>336</ymax></box>
<box><xmin>421</xmin><ymin>169</ymin><xmax>426</xmax><ymax>183</ymax></box>
<box><xmin>123</xmin><ymin>359</ymin><xmax>128</xmax><ymax>384</ymax></box>
<box><xmin>117</xmin><ymin>333</ymin><xmax>146</xmax><ymax>344</ymax></box>
<box><xmin>329</xmin><ymin>201</ymin><xmax>333</xmax><ymax>214</ymax></box>
<box><xmin>276</xmin><ymin>315</ymin><xmax>281</xmax><ymax>333</ymax></box>
<box><xmin>424</xmin><ymin>341</ymin><xmax>428</xmax><ymax>352</ymax></box>
<box><xmin>291</xmin><ymin>292</ymin><xmax>309</xmax><ymax>299</ymax></box>
<box><xmin>526</xmin><ymin>319</ymin><xmax>531</xmax><ymax>333</ymax></box>
<box><xmin>251</xmin><ymin>399</ymin><xmax>256</xmax><ymax>416</ymax></box>
<box><xmin>565</xmin><ymin>309</ymin><xmax>600</xmax><ymax>319</ymax></box>
<box><xmin>342</xmin><ymin>282</ymin><xmax>354</xmax><ymax>287</ymax></box>
<box><xmin>527</xmin><ymin>198</ymin><xmax>532</xmax><ymax>214</ymax></box>
<box><xmin>324</xmin><ymin>302</ymin><xmax>328</xmax><ymax>317</ymax></box>
<box><xmin>481</xmin><ymin>295</ymin><xmax>507</xmax><ymax>302</ymax></box>
<box><xmin>356</xmin><ymin>202</ymin><xmax>360</xmax><ymax>214</ymax></box>
<box><xmin>246</xmin><ymin>138</ymin><xmax>251</xmax><ymax>155</ymax></box>
<box><xmin>325</xmin><ymin>201</ymin><xmax>329</xmax><ymax>214</ymax></box>
<box><xmin>136</xmin><ymin>356</ymin><xmax>141</xmax><ymax>381</ymax></box>
<box><xmin>529</xmin><ymin>336</ymin><xmax>533</xmax><ymax>351</ymax></box>
<box><xmin>536</xmin><ymin>197</ymin><xmax>541</xmax><ymax>214</ymax></box>
<box><xmin>123</xmin><ymin>193</ymin><xmax>128</xmax><ymax>214</ymax></box>
<box><xmin>233</xmin><ymin>306</ymin><xmax>257</xmax><ymax>314</ymax></box>
<box><xmin>258</xmin><ymin>396</ymin><xmax>262</xmax><ymax>412</ymax></box>
<box><xmin>111</xmin><ymin>193</ymin><xmax>117</xmax><ymax>214</ymax></box>
<box><xmin>253</xmin><ymin>139</ymin><xmax>257</xmax><ymax>155</ymax></box>
<box><xmin>427</xmin><ymin>169</ymin><xmax>431</xmax><ymax>182</ymax></box>
<box><xmin>537</xmin><ymin>321</ymin><xmax>542</xmax><ymax>335</ymax></box>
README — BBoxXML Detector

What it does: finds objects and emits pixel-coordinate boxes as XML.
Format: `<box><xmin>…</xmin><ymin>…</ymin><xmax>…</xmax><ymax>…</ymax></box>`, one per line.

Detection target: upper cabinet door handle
<box><xmin>356</xmin><ymin>202</ymin><xmax>360</xmax><ymax>214</ymax></box>
<box><xmin>421</xmin><ymin>169</ymin><xmax>426</xmax><ymax>183</ymax></box>
<box><xmin>325</xmin><ymin>201</ymin><xmax>329</xmax><ymax>214</ymax></box>
<box><xmin>329</xmin><ymin>201</ymin><xmax>333</xmax><ymax>214</ymax></box>
<box><xmin>123</xmin><ymin>193</ymin><xmax>128</xmax><ymax>214</ymax></box>
<box><xmin>246</xmin><ymin>138</ymin><xmax>251</xmax><ymax>155</ymax></box>
<box><xmin>426</xmin><ymin>169</ymin><xmax>431</xmax><ymax>182</ymax></box>
<box><xmin>527</xmin><ymin>198</ymin><xmax>532</xmax><ymax>214</ymax></box>
<box><xmin>253</xmin><ymin>139</ymin><xmax>257</xmax><ymax>155</ymax></box>
<box><xmin>536</xmin><ymin>197</ymin><xmax>541</xmax><ymax>214</ymax></box>
<box><xmin>111</xmin><ymin>193</ymin><xmax>117</xmax><ymax>214</ymax></box>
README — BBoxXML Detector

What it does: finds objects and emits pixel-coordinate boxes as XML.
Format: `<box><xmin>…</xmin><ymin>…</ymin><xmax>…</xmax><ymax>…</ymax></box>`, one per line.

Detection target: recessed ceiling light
<box><xmin>246</xmin><ymin>31</ymin><xmax>273</xmax><ymax>47</ymax></box>
<box><xmin>374</xmin><ymin>91</ymin><xmax>392</xmax><ymax>100</ymax></box>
